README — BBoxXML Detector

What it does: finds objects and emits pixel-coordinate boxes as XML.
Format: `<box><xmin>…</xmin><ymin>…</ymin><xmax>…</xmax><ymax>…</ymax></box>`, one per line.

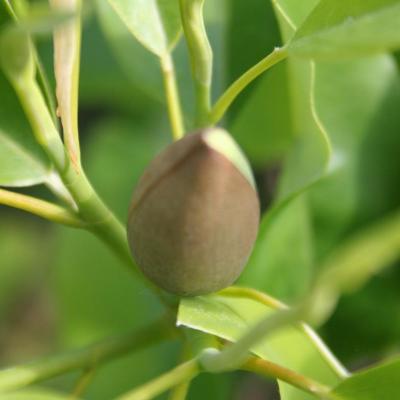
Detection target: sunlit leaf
<box><xmin>106</xmin><ymin>0</ymin><xmax>181</xmax><ymax>57</ymax></box>
<box><xmin>178</xmin><ymin>290</ymin><xmax>346</xmax><ymax>400</ymax></box>
<box><xmin>289</xmin><ymin>0</ymin><xmax>400</xmax><ymax>59</ymax></box>
<box><xmin>96</xmin><ymin>0</ymin><xmax>163</xmax><ymax>101</ymax></box>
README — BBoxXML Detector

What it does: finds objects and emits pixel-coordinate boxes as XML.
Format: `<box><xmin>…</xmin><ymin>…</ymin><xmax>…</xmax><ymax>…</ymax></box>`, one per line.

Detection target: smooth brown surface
<box><xmin>127</xmin><ymin>130</ymin><xmax>260</xmax><ymax>296</ymax></box>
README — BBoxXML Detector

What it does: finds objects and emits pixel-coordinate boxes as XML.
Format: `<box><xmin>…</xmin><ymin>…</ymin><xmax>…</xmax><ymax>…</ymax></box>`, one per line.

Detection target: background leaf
<box><xmin>239</xmin><ymin>195</ymin><xmax>314</xmax><ymax>302</ymax></box>
<box><xmin>289</xmin><ymin>0</ymin><xmax>400</xmax><ymax>59</ymax></box>
<box><xmin>106</xmin><ymin>0</ymin><xmax>181</xmax><ymax>57</ymax></box>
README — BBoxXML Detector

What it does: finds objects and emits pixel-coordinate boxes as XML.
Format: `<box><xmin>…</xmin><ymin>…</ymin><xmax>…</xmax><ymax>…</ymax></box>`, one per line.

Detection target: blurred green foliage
<box><xmin>1</xmin><ymin>0</ymin><xmax>400</xmax><ymax>399</ymax></box>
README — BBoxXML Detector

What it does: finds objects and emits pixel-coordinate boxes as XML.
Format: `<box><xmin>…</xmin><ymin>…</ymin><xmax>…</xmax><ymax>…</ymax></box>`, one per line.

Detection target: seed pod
<box><xmin>127</xmin><ymin>128</ymin><xmax>260</xmax><ymax>296</ymax></box>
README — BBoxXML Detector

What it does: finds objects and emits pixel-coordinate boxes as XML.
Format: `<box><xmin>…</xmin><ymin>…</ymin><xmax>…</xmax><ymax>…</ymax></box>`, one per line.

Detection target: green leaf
<box><xmin>106</xmin><ymin>0</ymin><xmax>181</xmax><ymax>57</ymax></box>
<box><xmin>289</xmin><ymin>0</ymin><xmax>400</xmax><ymax>59</ymax></box>
<box><xmin>0</xmin><ymin>71</ymin><xmax>50</xmax><ymax>187</ymax></box>
<box><xmin>95</xmin><ymin>0</ymin><xmax>163</xmax><ymax>101</ymax></box>
<box><xmin>332</xmin><ymin>357</ymin><xmax>400</xmax><ymax>400</ymax></box>
<box><xmin>178</xmin><ymin>290</ymin><xmax>346</xmax><ymax>400</ymax></box>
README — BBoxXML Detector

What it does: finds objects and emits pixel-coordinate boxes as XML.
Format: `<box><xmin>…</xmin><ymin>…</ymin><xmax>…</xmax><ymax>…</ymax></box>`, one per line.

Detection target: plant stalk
<box><xmin>179</xmin><ymin>0</ymin><xmax>212</xmax><ymax>127</ymax></box>
<box><xmin>0</xmin><ymin>187</ymin><xmax>84</xmax><ymax>227</ymax></box>
<box><xmin>118</xmin><ymin>359</ymin><xmax>199</xmax><ymax>400</ymax></box>
<box><xmin>160</xmin><ymin>53</ymin><xmax>185</xmax><ymax>141</ymax></box>
<box><xmin>242</xmin><ymin>356</ymin><xmax>334</xmax><ymax>399</ymax></box>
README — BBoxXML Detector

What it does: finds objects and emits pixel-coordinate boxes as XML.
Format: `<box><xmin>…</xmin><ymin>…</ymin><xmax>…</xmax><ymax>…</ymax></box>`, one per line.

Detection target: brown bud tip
<box><xmin>127</xmin><ymin>128</ymin><xmax>260</xmax><ymax>296</ymax></box>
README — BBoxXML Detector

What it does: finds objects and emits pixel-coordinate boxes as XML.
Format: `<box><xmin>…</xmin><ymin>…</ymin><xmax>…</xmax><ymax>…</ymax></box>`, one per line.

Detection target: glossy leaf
<box><xmin>332</xmin><ymin>357</ymin><xmax>400</xmax><ymax>400</ymax></box>
<box><xmin>178</xmin><ymin>290</ymin><xmax>346</xmax><ymax>400</ymax></box>
<box><xmin>107</xmin><ymin>0</ymin><xmax>181</xmax><ymax>56</ymax></box>
<box><xmin>289</xmin><ymin>0</ymin><xmax>400</xmax><ymax>59</ymax></box>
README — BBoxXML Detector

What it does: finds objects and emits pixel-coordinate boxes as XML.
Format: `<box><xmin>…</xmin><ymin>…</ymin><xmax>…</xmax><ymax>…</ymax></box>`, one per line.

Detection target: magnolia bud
<box><xmin>127</xmin><ymin>128</ymin><xmax>260</xmax><ymax>296</ymax></box>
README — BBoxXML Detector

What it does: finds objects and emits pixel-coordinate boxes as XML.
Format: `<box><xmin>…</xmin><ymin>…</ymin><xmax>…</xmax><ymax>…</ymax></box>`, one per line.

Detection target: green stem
<box><xmin>179</xmin><ymin>0</ymin><xmax>212</xmax><ymax>127</ymax></box>
<box><xmin>118</xmin><ymin>359</ymin><xmax>199</xmax><ymax>400</ymax></box>
<box><xmin>1</xmin><ymin>0</ymin><xmax>17</xmax><ymax>19</ymax></box>
<box><xmin>35</xmin><ymin>48</ymin><xmax>59</xmax><ymax>127</ymax></box>
<box><xmin>0</xmin><ymin>318</ymin><xmax>175</xmax><ymax>393</ymax></box>
<box><xmin>242</xmin><ymin>356</ymin><xmax>333</xmax><ymax>399</ymax></box>
<box><xmin>160</xmin><ymin>53</ymin><xmax>185</xmax><ymax>141</ymax></box>
<box><xmin>167</xmin><ymin>380</ymin><xmax>191</xmax><ymax>400</ymax></box>
<box><xmin>0</xmin><ymin>187</ymin><xmax>84</xmax><ymax>227</ymax></box>
<box><xmin>209</xmin><ymin>46</ymin><xmax>288</xmax><ymax>124</ymax></box>
<box><xmin>61</xmin><ymin>165</ymin><xmax>134</xmax><ymax>266</ymax></box>
<box><xmin>70</xmin><ymin>367</ymin><xmax>97</xmax><ymax>398</ymax></box>
<box><xmin>13</xmin><ymin>77</ymin><xmax>66</xmax><ymax>171</ymax></box>
<box><xmin>200</xmin><ymin>307</ymin><xmax>302</xmax><ymax>372</ymax></box>
<box><xmin>9</xmin><ymin>67</ymin><xmax>141</xmax><ymax>275</ymax></box>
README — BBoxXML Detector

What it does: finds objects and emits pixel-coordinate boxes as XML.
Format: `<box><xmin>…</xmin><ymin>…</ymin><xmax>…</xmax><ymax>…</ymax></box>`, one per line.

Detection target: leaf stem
<box><xmin>209</xmin><ymin>46</ymin><xmax>288</xmax><ymax>124</ymax></box>
<box><xmin>0</xmin><ymin>187</ymin><xmax>84</xmax><ymax>227</ymax></box>
<box><xmin>70</xmin><ymin>367</ymin><xmax>97</xmax><ymax>398</ymax></box>
<box><xmin>179</xmin><ymin>0</ymin><xmax>212</xmax><ymax>127</ymax></box>
<box><xmin>118</xmin><ymin>359</ymin><xmax>199</xmax><ymax>400</ymax></box>
<box><xmin>167</xmin><ymin>380</ymin><xmax>191</xmax><ymax>400</ymax></box>
<box><xmin>0</xmin><ymin>318</ymin><xmax>175</xmax><ymax>393</ymax></box>
<box><xmin>160</xmin><ymin>53</ymin><xmax>185</xmax><ymax>141</ymax></box>
<box><xmin>242</xmin><ymin>356</ymin><xmax>333</xmax><ymax>399</ymax></box>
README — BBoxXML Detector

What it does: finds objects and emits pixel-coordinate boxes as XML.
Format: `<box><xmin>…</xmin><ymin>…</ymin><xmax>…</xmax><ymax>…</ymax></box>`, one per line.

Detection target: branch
<box><xmin>118</xmin><ymin>359</ymin><xmax>199</xmax><ymax>400</ymax></box>
<box><xmin>242</xmin><ymin>356</ymin><xmax>333</xmax><ymax>399</ymax></box>
<box><xmin>160</xmin><ymin>53</ymin><xmax>185</xmax><ymax>140</ymax></box>
<box><xmin>179</xmin><ymin>0</ymin><xmax>212</xmax><ymax>126</ymax></box>
<box><xmin>0</xmin><ymin>187</ymin><xmax>83</xmax><ymax>227</ymax></box>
